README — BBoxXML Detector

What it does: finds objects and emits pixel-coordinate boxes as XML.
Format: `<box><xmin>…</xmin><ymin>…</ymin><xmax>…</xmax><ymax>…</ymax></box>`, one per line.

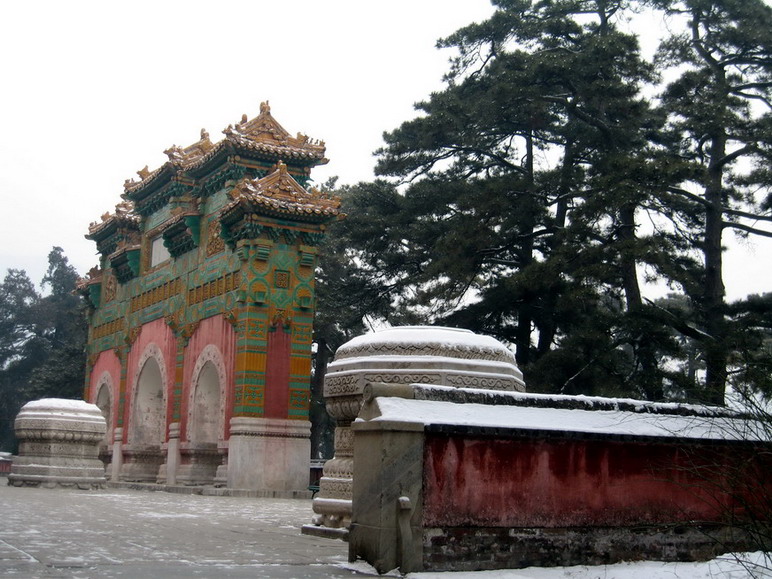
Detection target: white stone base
<box><xmin>227</xmin><ymin>417</ymin><xmax>310</xmax><ymax>491</ymax></box>
<box><xmin>9</xmin><ymin>399</ymin><xmax>107</xmax><ymax>489</ymax></box>
<box><xmin>9</xmin><ymin>454</ymin><xmax>106</xmax><ymax>489</ymax></box>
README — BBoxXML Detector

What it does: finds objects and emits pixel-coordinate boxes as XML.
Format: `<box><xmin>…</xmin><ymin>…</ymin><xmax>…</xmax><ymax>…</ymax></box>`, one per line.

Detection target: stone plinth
<box><xmin>227</xmin><ymin>417</ymin><xmax>311</xmax><ymax>491</ymax></box>
<box><xmin>119</xmin><ymin>446</ymin><xmax>164</xmax><ymax>482</ymax></box>
<box><xmin>308</xmin><ymin>326</ymin><xmax>523</xmax><ymax>534</ymax></box>
<box><xmin>9</xmin><ymin>398</ymin><xmax>107</xmax><ymax>489</ymax></box>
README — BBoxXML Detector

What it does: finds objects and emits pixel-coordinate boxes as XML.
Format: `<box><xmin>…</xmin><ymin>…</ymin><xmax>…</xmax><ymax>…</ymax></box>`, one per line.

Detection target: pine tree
<box><xmin>651</xmin><ymin>0</ymin><xmax>772</xmax><ymax>403</ymax></box>
<box><xmin>0</xmin><ymin>269</ymin><xmax>41</xmax><ymax>450</ymax></box>
<box><xmin>372</xmin><ymin>0</ymin><xmax>674</xmax><ymax>397</ymax></box>
<box><xmin>317</xmin><ymin>0</ymin><xmax>771</xmax><ymax>404</ymax></box>
<box><xmin>0</xmin><ymin>248</ymin><xmax>87</xmax><ymax>451</ymax></box>
<box><xmin>27</xmin><ymin>247</ymin><xmax>87</xmax><ymax>400</ymax></box>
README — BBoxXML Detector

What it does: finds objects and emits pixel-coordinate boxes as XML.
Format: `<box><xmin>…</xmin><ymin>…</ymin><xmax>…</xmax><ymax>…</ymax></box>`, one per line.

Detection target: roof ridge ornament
<box><xmin>225</xmin><ymin>100</ymin><xmax>291</xmax><ymax>144</ymax></box>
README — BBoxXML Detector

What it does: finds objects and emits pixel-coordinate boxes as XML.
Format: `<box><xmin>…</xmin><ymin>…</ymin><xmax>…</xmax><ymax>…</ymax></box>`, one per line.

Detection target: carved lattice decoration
<box><xmin>206</xmin><ymin>219</ymin><xmax>225</xmax><ymax>256</ymax></box>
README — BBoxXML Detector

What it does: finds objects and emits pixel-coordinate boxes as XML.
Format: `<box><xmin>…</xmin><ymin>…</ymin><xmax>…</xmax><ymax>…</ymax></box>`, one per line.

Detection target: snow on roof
<box><xmin>360</xmin><ymin>393</ymin><xmax>766</xmax><ymax>442</ymax></box>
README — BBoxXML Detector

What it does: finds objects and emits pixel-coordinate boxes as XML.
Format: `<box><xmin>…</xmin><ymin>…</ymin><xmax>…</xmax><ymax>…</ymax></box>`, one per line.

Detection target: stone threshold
<box><xmin>301</xmin><ymin>524</ymin><xmax>350</xmax><ymax>541</ymax></box>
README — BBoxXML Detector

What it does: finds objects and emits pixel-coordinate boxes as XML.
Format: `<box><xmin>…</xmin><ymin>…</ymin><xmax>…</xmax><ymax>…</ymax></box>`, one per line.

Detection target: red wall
<box><xmin>88</xmin><ymin>349</ymin><xmax>122</xmax><ymax>429</ymax></box>
<box><xmin>422</xmin><ymin>434</ymin><xmax>757</xmax><ymax>528</ymax></box>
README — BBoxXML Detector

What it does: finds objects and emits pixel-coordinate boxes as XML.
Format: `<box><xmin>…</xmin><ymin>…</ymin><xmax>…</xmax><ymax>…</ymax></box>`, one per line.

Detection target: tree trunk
<box><xmin>537</xmin><ymin>140</ymin><xmax>574</xmax><ymax>356</ymax></box>
<box><xmin>515</xmin><ymin>131</ymin><xmax>537</xmax><ymax>367</ymax></box>
<box><xmin>702</xmin><ymin>131</ymin><xmax>728</xmax><ymax>405</ymax></box>
<box><xmin>619</xmin><ymin>203</ymin><xmax>663</xmax><ymax>400</ymax></box>
<box><xmin>309</xmin><ymin>338</ymin><xmax>335</xmax><ymax>459</ymax></box>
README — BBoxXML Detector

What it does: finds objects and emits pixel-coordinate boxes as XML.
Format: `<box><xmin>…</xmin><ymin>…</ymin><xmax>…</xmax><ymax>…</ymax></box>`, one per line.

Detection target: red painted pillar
<box><xmin>264</xmin><ymin>323</ymin><xmax>291</xmax><ymax>419</ymax></box>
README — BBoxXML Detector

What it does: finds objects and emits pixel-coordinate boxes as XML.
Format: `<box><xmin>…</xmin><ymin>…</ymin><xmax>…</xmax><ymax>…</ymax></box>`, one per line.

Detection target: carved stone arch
<box><xmin>187</xmin><ymin>344</ymin><xmax>227</xmax><ymax>443</ymax></box>
<box><xmin>128</xmin><ymin>343</ymin><xmax>168</xmax><ymax>447</ymax></box>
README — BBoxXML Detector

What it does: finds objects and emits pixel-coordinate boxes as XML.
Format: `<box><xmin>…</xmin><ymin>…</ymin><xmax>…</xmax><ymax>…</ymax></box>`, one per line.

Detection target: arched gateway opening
<box><xmin>121</xmin><ymin>356</ymin><xmax>165</xmax><ymax>482</ymax></box>
<box><xmin>191</xmin><ymin>361</ymin><xmax>221</xmax><ymax>444</ymax></box>
<box><xmin>178</xmin><ymin>359</ymin><xmax>223</xmax><ymax>485</ymax></box>
<box><xmin>132</xmin><ymin>357</ymin><xmax>165</xmax><ymax>446</ymax></box>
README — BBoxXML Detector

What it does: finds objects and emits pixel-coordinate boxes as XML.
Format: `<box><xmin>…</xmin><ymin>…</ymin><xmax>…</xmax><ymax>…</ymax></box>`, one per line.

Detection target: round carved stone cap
<box><xmin>326</xmin><ymin>326</ymin><xmax>525</xmax><ymax>398</ymax></box>
<box><xmin>335</xmin><ymin>326</ymin><xmax>517</xmax><ymax>364</ymax></box>
<box><xmin>15</xmin><ymin>398</ymin><xmax>107</xmax><ymax>437</ymax></box>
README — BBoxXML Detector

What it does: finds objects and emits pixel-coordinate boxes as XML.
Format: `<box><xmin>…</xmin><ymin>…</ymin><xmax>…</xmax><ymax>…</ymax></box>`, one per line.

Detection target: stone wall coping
<box><xmin>365</xmin><ymin>383</ymin><xmax>745</xmax><ymax>418</ymax></box>
<box><xmin>351</xmin><ymin>419</ymin><xmax>424</xmax><ymax>433</ymax></box>
<box><xmin>356</xmin><ymin>384</ymin><xmax>768</xmax><ymax>444</ymax></box>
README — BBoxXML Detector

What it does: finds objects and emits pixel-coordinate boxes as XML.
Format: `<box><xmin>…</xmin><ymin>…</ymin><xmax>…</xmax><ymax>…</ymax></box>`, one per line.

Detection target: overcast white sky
<box><xmin>0</xmin><ymin>0</ymin><xmax>769</xmax><ymax>302</ymax></box>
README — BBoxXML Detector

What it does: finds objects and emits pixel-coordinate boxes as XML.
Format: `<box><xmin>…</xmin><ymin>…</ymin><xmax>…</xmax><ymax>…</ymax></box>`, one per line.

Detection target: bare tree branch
<box><xmin>722</xmin><ymin>222</ymin><xmax>772</xmax><ymax>238</ymax></box>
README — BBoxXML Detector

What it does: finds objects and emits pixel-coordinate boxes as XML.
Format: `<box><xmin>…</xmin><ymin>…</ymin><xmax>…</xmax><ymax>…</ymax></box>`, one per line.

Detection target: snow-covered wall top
<box><xmin>358</xmin><ymin>385</ymin><xmax>767</xmax><ymax>442</ymax></box>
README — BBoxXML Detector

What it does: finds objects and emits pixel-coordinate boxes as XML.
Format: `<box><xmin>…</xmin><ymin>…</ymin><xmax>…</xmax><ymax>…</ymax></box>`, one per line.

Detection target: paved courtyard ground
<box><xmin>0</xmin><ymin>482</ymin><xmax>361</xmax><ymax>578</ymax></box>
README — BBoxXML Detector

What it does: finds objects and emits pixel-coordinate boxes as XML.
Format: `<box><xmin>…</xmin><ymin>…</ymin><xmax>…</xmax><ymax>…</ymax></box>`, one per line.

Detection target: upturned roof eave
<box><xmin>220</xmin><ymin>196</ymin><xmax>339</xmax><ymax>226</ymax></box>
<box><xmin>123</xmin><ymin>164</ymin><xmax>179</xmax><ymax>201</ymax></box>
<box><xmin>85</xmin><ymin>215</ymin><xmax>140</xmax><ymax>242</ymax></box>
<box><xmin>186</xmin><ymin>138</ymin><xmax>328</xmax><ymax>180</ymax></box>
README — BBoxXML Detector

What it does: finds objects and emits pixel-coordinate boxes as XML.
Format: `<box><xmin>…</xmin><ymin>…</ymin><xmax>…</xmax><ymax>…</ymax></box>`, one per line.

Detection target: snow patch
<box><xmin>406</xmin><ymin>552</ymin><xmax>772</xmax><ymax>578</ymax></box>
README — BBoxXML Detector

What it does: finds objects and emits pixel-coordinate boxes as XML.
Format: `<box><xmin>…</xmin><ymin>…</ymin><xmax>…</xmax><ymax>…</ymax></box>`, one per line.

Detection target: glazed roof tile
<box><xmin>222</xmin><ymin>162</ymin><xmax>341</xmax><ymax>223</ymax></box>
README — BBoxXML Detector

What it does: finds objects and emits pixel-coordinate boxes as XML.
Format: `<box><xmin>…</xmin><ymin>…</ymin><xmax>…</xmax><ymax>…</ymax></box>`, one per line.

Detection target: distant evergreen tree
<box><xmin>311</xmin><ymin>179</ymin><xmax>419</xmax><ymax>457</ymax></box>
<box><xmin>0</xmin><ymin>247</ymin><xmax>86</xmax><ymax>451</ymax></box>
<box><xmin>27</xmin><ymin>247</ymin><xmax>87</xmax><ymax>400</ymax></box>
<box><xmin>726</xmin><ymin>293</ymin><xmax>772</xmax><ymax>397</ymax></box>
<box><xmin>0</xmin><ymin>269</ymin><xmax>41</xmax><ymax>450</ymax></box>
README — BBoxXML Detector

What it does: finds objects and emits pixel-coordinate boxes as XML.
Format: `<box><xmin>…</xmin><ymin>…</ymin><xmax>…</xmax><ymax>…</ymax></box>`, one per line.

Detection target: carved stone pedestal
<box><xmin>176</xmin><ymin>445</ymin><xmax>220</xmax><ymax>485</ymax></box>
<box><xmin>307</xmin><ymin>326</ymin><xmax>524</xmax><ymax>536</ymax></box>
<box><xmin>312</xmin><ymin>425</ymin><xmax>354</xmax><ymax>529</ymax></box>
<box><xmin>9</xmin><ymin>399</ymin><xmax>107</xmax><ymax>489</ymax></box>
<box><xmin>119</xmin><ymin>446</ymin><xmax>164</xmax><ymax>482</ymax></box>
